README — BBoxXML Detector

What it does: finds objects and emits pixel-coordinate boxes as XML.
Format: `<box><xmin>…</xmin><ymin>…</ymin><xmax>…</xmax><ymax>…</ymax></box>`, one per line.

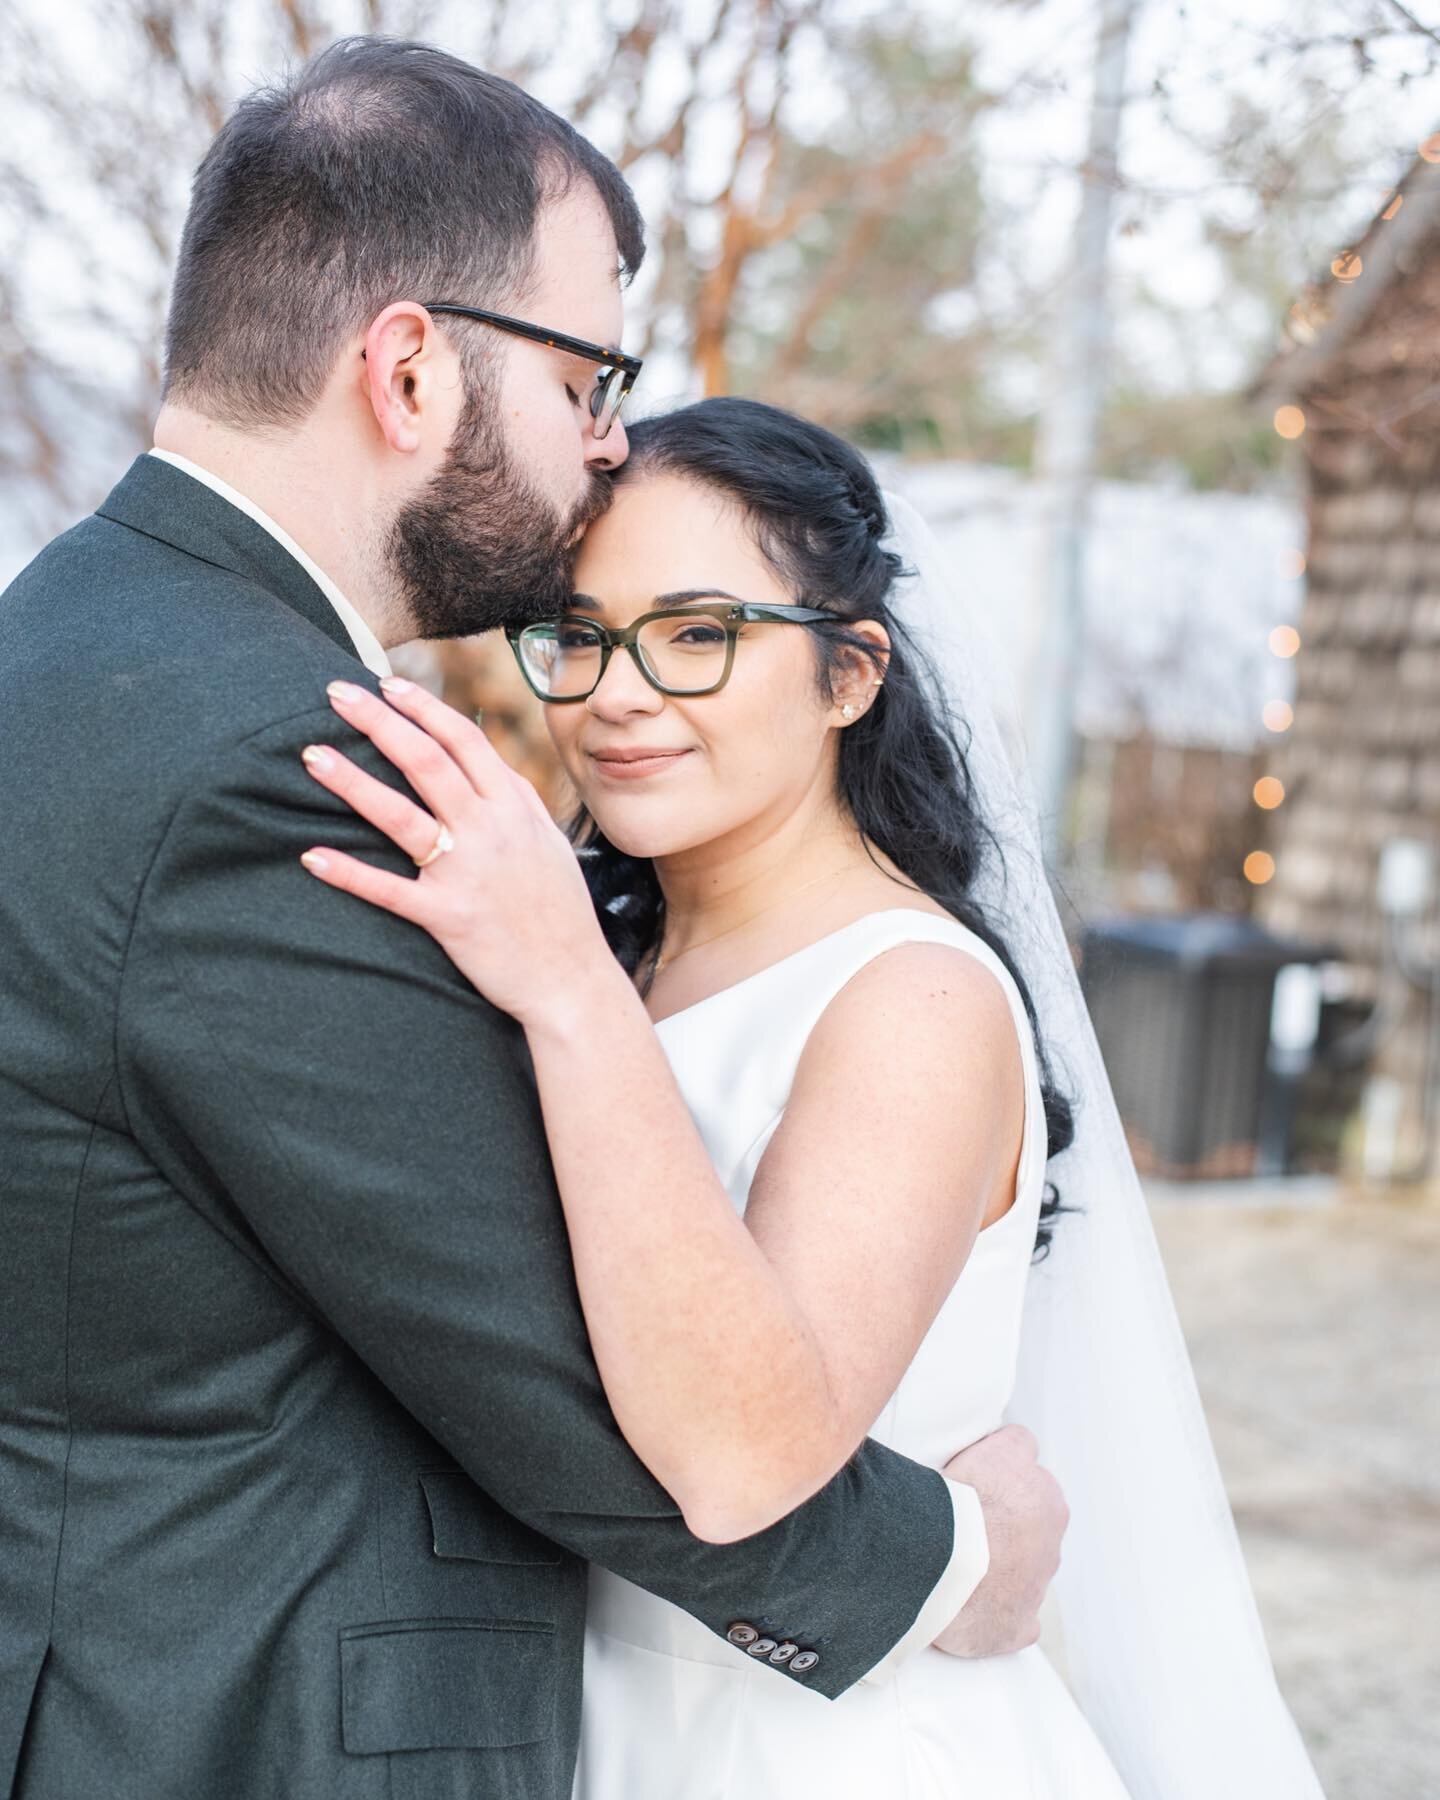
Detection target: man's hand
<box><xmin>933</xmin><ymin>1425</ymin><xmax>1068</xmax><ymax>1657</ymax></box>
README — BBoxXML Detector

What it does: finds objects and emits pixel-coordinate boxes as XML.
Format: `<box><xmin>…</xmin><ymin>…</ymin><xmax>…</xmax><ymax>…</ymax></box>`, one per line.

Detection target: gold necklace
<box><xmin>651</xmin><ymin>865</ymin><xmax>853</xmax><ymax>979</ymax></box>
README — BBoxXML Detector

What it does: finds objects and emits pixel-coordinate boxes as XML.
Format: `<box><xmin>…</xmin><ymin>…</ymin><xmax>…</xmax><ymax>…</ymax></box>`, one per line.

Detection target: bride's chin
<box><xmin>585</xmin><ymin>807</ymin><xmax>701</xmax><ymax>863</ymax></box>
<box><xmin>597</xmin><ymin>825</ymin><xmax>683</xmax><ymax>860</ymax></box>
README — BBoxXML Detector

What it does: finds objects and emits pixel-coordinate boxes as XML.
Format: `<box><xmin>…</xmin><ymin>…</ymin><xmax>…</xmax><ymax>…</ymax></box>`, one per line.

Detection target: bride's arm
<box><xmin>525</xmin><ymin>942</ymin><xmax>1022</xmax><ymax>1544</ymax></box>
<box><xmin>301</xmin><ymin>678</ymin><xmax>1022</xmax><ymax>1543</ymax></box>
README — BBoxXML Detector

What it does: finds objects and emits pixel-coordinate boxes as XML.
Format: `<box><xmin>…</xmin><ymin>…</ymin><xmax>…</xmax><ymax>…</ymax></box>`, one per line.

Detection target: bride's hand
<box><xmin>298</xmin><ymin>676</ymin><xmax>614</xmax><ymax>1029</ymax></box>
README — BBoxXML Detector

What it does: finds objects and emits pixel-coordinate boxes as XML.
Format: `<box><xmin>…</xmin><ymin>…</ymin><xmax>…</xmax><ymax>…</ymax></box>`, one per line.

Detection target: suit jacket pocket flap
<box><xmin>420</xmin><ymin>1470</ymin><xmax>563</xmax><ymax>1566</ymax></box>
<box><xmin>340</xmin><ymin>1618</ymin><xmax>554</xmax><ymax>1754</ymax></box>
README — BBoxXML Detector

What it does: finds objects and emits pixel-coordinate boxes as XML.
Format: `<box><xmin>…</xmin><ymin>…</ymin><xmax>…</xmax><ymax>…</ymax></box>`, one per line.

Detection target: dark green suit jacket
<box><xmin>0</xmin><ymin>456</ymin><xmax>957</xmax><ymax>1799</ymax></box>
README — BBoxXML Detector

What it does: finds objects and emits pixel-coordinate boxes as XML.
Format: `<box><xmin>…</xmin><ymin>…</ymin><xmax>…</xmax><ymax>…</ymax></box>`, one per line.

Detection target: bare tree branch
<box><xmin>1385</xmin><ymin>0</ymin><xmax>1440</xmax><ymax>51</ymax></box>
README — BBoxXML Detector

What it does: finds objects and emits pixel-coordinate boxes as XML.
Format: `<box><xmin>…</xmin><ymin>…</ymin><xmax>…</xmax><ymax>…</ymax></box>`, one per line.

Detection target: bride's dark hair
<box><xmin>573</xmin><ymin>395</ymin><xmax>1074</xmax><ymax>1255</ymax></box>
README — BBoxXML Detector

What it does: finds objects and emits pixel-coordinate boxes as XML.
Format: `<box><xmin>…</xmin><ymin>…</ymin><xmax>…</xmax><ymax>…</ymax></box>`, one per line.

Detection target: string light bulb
<box><xmin>1254</xmin><ymin>777</ymin><xmax>1285</xmax><ymax>810</ymax></box>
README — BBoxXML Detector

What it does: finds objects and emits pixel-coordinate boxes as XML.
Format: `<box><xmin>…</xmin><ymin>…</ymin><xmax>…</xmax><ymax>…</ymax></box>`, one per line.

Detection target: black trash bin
<box><xmin>1078</xmin><ymin>913</ymin><xmax>1329</xmax><ymax>1179</ymax></box>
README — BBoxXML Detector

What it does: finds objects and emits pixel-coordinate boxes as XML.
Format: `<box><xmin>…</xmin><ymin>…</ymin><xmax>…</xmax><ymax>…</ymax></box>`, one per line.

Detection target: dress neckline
<box><xmin>648</xmin><ymin>906</ymin><xmax>975</xmax><ymax>1028</ymax></box>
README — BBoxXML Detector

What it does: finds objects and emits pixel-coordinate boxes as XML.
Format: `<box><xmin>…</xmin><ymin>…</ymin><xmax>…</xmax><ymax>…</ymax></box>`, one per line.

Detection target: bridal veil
<box><xmin>882</xmin><ymin>491</ymin><xmax>1326</xmax><ymax>1799</ymax></box>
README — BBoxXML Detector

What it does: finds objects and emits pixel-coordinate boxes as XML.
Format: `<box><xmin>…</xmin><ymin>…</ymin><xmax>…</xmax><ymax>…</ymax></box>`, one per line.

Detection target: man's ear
<box><xmin>361</xmin><ymin>302</ymin><xmax>442</xmax><ymax>453</ymax></box>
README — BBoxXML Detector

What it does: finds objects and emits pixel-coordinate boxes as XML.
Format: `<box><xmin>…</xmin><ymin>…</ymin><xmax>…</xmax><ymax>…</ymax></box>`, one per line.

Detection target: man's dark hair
<box><xmin>163</xmin><ymin>36</ymin><xmax>645</xmax><ymax>429</ymax></box>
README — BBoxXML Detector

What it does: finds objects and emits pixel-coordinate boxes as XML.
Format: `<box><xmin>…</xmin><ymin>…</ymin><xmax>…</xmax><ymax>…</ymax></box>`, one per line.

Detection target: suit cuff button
<box><xmin>768</xmin><ymin>1642</ymin><xmax>799</xmax><ymax>1665</ymax></box>
<box><xmin>726</xmin><ymin>1622</ymin><xmax>760</xmax><ymax>1648</ymax></box>
<box><xmin>745</xmin><ymin>1637</ymin><xmax>779</xmax><ymax>1659</ymax></box>
<box><xmin>788</xmin><ymin>1650</ymin><xmax>820</xmax><ymax>1675</ymax></box>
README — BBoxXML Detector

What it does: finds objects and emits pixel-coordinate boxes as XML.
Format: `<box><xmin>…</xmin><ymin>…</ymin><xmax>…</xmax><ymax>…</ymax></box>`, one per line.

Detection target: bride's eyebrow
<box><xmin>568</xmin><ymin>588</ymin><xmax>743</xmax><ymax>614</ymax></box>
<box><xmin>652</xmin><ymin>589</ymin><xmax>742</xmax><ymax>609</ymax></box>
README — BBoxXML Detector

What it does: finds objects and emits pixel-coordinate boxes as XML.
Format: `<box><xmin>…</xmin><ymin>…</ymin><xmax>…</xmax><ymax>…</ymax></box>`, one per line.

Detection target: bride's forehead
<box><xmin>594</xmin><ymin>470</ymin><xmax>739</xmax><ymax>538</ymax></box>
<box><xmin>573</xmin><ymin>477</ymin><xmax>786</xmax><ymax>617</ymax></box>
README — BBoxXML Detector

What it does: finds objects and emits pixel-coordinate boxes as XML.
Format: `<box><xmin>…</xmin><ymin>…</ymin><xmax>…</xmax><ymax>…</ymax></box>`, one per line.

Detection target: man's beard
<box><xmin>387</xmin><ymin>373</ymin><xmax>613</xmax><ymax>641</ymax></box>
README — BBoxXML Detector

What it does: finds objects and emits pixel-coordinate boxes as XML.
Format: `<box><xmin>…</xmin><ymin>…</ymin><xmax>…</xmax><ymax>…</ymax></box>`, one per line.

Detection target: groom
<box><xmin>0</xmin><ymin>37</ymin><xmax>1065</xmax><ymax>1800</ymax></box>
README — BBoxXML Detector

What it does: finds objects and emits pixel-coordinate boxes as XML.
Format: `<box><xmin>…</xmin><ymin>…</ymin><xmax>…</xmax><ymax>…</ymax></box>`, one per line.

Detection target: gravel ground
<box><xmin>1147</xmin><ymin>1183</ymin><xmax>1440</xmax><ymax>1800</ymax></box>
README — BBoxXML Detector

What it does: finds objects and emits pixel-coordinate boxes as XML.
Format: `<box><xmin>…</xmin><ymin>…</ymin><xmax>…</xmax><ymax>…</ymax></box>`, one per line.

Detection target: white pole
<box><xmin>1024</xmin><ymin>0</ymin><xmax>1139</xmax><ymax>864</ymax></box>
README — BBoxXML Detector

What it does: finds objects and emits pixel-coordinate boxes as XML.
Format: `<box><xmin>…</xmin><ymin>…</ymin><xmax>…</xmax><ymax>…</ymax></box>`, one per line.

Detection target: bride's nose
<box><xmin>584</xmin><ymin>644</ymin><xmax>667</xmax><ymax>722</ymax></box>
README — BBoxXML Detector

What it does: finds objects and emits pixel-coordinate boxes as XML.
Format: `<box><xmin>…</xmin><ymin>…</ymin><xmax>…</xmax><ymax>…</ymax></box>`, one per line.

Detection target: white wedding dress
<box><xmin>573</xmin><ymin>907</ymin><xmax>1131</xmax><ymax>1800</ymax></box>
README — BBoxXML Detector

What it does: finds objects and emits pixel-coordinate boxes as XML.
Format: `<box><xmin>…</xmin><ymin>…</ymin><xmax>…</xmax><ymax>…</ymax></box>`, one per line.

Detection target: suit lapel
<box><xmin>96</xmin><ymin>455</ymin><xmax>360</xmax><ymax>660</ymax></box>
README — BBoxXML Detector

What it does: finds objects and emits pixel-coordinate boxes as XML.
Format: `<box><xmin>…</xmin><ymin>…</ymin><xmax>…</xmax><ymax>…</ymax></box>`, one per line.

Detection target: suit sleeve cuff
<box><xmin>857</xmin><ymin>1477</ymin><xmax>990</xmax><ymax>1684</ymax></box>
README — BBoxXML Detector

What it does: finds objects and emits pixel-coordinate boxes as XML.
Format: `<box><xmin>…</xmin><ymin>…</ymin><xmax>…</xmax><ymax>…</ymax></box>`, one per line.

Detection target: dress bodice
<box><xmin>576</xmin><ymin>909</ymin><xmax>1133</xmax><ymax>1800</ymax></box>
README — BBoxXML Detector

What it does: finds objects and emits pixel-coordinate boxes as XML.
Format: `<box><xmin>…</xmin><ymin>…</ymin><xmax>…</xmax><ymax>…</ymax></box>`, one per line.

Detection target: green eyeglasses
<box><xmin>506</xmin><ymin>600</ymin><xmax>835</xmax><ymax>703</ymax></box>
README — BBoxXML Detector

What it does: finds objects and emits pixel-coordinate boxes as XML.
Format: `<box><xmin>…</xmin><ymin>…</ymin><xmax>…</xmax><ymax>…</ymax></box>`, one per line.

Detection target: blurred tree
<box><xmin>1087</xmin><ymin>83</ymin><xmax>1348</xmax><ymax>488</ymax></box>
<box><xmin>0</xmin><ymin>0</ymin><xmax>443</xmax><ymax>528</ymax></box>
<box><xmin>722</xmin><ymin>25</ymin><xmax>1019</xmax><ymax>457</ymax></box>
<box><xmin>0</xmin><ymin>1</ymin><xmax>1047</xmax><ymax>515</ymax></box>
<box><xmin>1091</xmin><ymin>13</ymin><xmax>1440</xmax><ymax>489</ymax></box>
<box><xmin>8</xmin><ymin>0</ymin><xmax>1440</xmax><ymax>529</ymax></box>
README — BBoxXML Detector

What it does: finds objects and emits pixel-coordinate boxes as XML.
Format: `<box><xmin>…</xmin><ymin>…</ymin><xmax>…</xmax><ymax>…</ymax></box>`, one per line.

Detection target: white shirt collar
<box><xmin>147</xmin><ymin>448</ymin><xmax>393</xmax><ymax>678</ymax></box>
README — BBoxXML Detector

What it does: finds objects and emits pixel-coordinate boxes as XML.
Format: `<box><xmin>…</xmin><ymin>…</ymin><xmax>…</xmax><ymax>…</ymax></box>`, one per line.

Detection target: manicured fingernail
<box><xmin>379</xmin><ymin>675</ymin><xmax>413</xmax><ymax>696</ymax></box>
<box><xmin>301</xmin><ymin>744</ymin><xmax>334</xmax><ymax>772</ymax></box>
<box><xmin>300</xmin><ymin>850</ymin><xmax>330</xmax><ymax>873</ymax></box>
<box><xmin>327</xmin><ymin>680</ymin><xmax>364</xmax><ymax>704</ymax></box>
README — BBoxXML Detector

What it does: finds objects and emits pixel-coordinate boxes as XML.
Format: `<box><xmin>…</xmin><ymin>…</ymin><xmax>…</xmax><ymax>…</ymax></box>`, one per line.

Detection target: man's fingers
<box><xmin>943</xmin><ymin>1422</ymin><xmax>1039</xmax><ymax>1483</ymax></box>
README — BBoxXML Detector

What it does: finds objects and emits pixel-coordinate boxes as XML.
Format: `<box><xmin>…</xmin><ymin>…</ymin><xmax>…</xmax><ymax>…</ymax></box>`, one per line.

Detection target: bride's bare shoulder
<box><xmin>794</xmin><ymin>930</ymin><xmax>1022</xmax><ymax>1113</ymax></box>
<box><xmin>828</xmin><ymin>932</ymin><xmax>1014</xmax><ymax>1030</ymax></box>
<box><xmin>746</xmin><ymin>930</ymin><xmax>1027</xmax><ymax>1274</ymax></box>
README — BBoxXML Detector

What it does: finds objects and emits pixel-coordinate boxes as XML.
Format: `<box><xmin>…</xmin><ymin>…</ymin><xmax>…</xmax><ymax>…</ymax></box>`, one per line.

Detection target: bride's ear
<box><xmin>832</xmin><ymin>622</ymin><xmax>889</xmax><ymax>725</ymax></box>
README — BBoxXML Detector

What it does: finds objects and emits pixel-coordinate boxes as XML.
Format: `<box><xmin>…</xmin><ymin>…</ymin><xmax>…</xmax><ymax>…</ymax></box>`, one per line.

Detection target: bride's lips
<box><xmin>588</xmin><ymin>746</ymin><xmax>693</xmax><ymax>781</ymax></box>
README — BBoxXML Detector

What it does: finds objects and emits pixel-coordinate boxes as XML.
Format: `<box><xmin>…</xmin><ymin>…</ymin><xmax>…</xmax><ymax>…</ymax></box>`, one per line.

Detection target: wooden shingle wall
<box><xmin>1260</xmin><ymin>247</ymin><xmax>1440</xmax><ymax>1166</ymax></box>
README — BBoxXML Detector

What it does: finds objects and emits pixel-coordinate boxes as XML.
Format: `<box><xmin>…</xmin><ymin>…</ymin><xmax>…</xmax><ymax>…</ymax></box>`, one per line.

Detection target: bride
<box><xmin>299</xmin><ymin>396</ymin><xmax>1324</xmax><ymax>1799</ymax></box>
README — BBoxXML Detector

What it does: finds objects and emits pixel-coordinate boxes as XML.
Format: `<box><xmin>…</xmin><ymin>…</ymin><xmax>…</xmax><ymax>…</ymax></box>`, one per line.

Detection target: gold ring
<box><xmin>413</xmin><ymin>822</ymin><xmax>455</xmax><ymax>869</ymax></box>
